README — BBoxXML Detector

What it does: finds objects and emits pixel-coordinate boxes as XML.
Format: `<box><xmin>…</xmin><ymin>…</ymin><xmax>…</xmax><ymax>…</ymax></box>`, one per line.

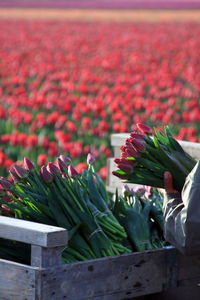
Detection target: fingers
<box><xmin>164</xmin><ymin>171</ymin><xmax>175</xmax><ymax>193</ymax></box>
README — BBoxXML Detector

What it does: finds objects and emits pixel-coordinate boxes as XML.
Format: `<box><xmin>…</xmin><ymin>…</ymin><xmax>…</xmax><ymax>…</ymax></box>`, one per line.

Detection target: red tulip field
<box><xmin>0</xmin><ymin>19</ymin><xmax>199</xmax><ymax>179</ymax></box>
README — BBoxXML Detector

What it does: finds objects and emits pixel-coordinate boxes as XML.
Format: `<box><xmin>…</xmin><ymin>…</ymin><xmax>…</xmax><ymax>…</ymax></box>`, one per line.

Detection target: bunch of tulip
<box><xmin>0</xmin><ymin>154</ymin><xmax>130</xmax><ymax>264</ymax></box>
<box><xmin>113</xmin><ymin>123</ymin><xmax>197</xmax><ymax>192</ymax></box>
<box><xmin>111</xmin><ymin>185</ymin><xmax>166</xmax><ymax>251</ymax></box>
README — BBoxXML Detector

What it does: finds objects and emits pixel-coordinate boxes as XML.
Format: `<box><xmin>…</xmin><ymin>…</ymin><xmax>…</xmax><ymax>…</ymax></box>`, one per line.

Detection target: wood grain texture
<box><xmin>31</xmin><ymin>245</ymin><xmax>63</xmax><ymax>268</ymax></box>
<box><xmin>39</xmin><ymin>248</ymin><xmax>166</xmax><ymax>299</ymax></box>
<box><xmin>0</xmin><ymin>259</ymin><xmax>38</xmax><ymax>300</ymax></box>
<box><xmin>0</xmin><ymin>216</ymin><xmax>68</xmax><ymax>247</ymax></box>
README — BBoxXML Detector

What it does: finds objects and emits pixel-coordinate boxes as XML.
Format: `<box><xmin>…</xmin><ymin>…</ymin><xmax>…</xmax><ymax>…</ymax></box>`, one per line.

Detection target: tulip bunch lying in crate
<box><xmin>0</xmin><ymin>153</ymin><xmax>166</xmax><ymax>264</ymax></box>
<box><xmin>113</xmin><ymin>123</ymin><xmax>197</xmax><ymax>192</ymax></box>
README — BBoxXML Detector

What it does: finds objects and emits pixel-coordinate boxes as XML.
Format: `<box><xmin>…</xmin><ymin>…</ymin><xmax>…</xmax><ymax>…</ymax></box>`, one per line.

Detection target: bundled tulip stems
<box><xmin>0</xmin><ymin>154</ymin><xmax>130</xmax><ymax>263</ymax></box>
<box><xmin>113</xmin><ymin>123</ymin><xmax>197</xmax><ymax>192</ymax></box>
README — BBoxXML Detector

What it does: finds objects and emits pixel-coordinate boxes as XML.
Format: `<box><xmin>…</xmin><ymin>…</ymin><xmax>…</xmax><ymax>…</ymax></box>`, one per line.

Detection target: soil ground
<box><xmin>0</xmin><ymin>8</ymin><xmax>200</xmax><ymax>21</ymax></box>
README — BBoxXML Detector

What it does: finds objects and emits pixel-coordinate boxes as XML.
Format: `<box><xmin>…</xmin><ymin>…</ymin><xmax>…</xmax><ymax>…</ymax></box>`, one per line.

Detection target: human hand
<box><xmin>164</xmin><ymin>171</ymin><xmax>179</xmax><ymax>194</ymax></box>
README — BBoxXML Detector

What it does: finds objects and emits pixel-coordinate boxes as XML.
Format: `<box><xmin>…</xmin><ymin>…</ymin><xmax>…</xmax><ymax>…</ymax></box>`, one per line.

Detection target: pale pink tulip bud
<box><xmin>87</xmin><ymin>153</ymin><xmax>96</xmax><ymax>165</ymax></box>
<box><xmin>68</xmin><ymin>165</ymin><xmax>80</xmax><ymax>178</ymax></box>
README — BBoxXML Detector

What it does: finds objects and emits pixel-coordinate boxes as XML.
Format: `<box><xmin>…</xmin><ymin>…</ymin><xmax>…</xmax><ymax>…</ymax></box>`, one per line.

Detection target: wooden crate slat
<box><xmin>0</xmin><ymin>259</ymin><xmax>38</xmax><ymax>300</ymax></box>
<box><xmin>39</xmin><ymin>249</ymin><xmax>166</xmax><ymax>299</ymax></box>
<box><xmin>0</xmin><ymin>216</ymin><xmax>68</xmax><ymax>247</ymax></box>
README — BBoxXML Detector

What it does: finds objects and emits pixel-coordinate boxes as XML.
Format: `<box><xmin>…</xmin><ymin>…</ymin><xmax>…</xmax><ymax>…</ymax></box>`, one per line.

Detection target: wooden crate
<box><xmin>107</xmin><ymin>134</ymin><xmax>200</xmax><ymax>193</ymax></box>
<box><xmin>0</xmin><ymin>216</ymin><xmax>200</xmax><ymax>300</ymax></box>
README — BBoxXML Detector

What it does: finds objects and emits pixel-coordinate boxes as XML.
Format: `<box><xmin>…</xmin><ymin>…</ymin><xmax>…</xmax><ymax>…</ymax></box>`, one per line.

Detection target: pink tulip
<box><xmin>136</xmin><ymin>123</ymin><xmax>152</xmax><ymax>135</ymax></box>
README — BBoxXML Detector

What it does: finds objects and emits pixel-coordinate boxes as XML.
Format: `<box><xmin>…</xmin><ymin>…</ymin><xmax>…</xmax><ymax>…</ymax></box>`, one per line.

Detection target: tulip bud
<box><xmin>57</xmin><ymin>157</ymin><xmax>68</xmax><ymax>173</ymax></box>
<box><xmin>0</xmin><ymin>177</ymin><xmax>13</xmax><ymax>190</ymax></box>
<box><xmin>144</xmin><ymin>185</ymin><xmax>153</xmax><ymax>198</ymax></box>
<box><xmin>59</xmin><ymin>154</ymin><xmax>71</xmax><ymax>165</ymax></box>
<box><xmin>13</xmin><ymin>165</ymin><xmax>29</xmax><ymax>179</ymax></box>
<box><xmin>47</xmin><ymin>162</ymin><xmax>60</xmax><ymax>175</ymax></box>
<box><xmin>9</xmin><ymin>166</ymin><xmax>22</xmax><ymax>182</ymax></box>
<box><xmin>134</xmin><ymin>186</ymin><xmax>146</xmax><ymax>197</ymax></box>
<box><xmin>116</xmin><ymin>163</ymin><xmax>133</xmax><ymax>174</ymax></box>
<box><xmin>24</xmin><ymin>157</ymin><xmax>35</xmax><ymax>171</ymax></box>
<box><xmin>124</xmin><ymin>142</ymin><xmax>140</xmax><ymax>158</ymax></box>
<box><xmin>68</xmin><ymin>165</ymin><xmax>80</xmax><ymax>178</ymax></box>
<box><xmin>40</xmin><ymin>166</ymin><xmax>53</xmax><ymax>183</ymax></box>
<box><xmin>112</xmin><ymin>171</ymin><xmax>127</xmax><ymax>180</ymax></box>
<box><xmin>130</xmin><ymin>132</ymin><xmax>145</xmax><ymax>140</ymax></box>
<box><xmin>130</xmin><ymin>138</ymin><xmax>146</xmax><ymax>153</ymax></box>
<box><xmin>122</xmin><ymin>184</ymin><xmax>134</xmax><ymax>197</ymax></box>
<box><xmin>136</xmin><ymin>123</ymin><xmax>152</xmax><ymax>135</ymax></box>
<box><xmin>87</xmin><ymin>153</ymin><xmax>96</xmax><ymax>165</ymax></box>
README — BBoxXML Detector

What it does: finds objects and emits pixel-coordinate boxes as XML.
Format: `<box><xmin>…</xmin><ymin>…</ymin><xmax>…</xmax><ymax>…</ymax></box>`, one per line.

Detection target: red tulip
<box><xmin>136</xmin><ymin>123</ymin><xmax>152</xmax><ymax>135</ymax></box>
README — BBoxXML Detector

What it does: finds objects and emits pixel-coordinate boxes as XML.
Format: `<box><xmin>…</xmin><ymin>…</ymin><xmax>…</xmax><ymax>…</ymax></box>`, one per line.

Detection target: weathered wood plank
<box><xmin>0</xmin><ymin>259</ymin><xmax>38</xmax><ymax>300</ymax></box>
<box><xmin>40</xmin><ymin>248</ymin><xmax>166</xmax><ymax>300</ymax></box>
<box><xmin>0</xmin><ymin>216</ymin><xmax>68</xmax><ymax>247</ymax></box>
<box><xmin>31</xmin><ymin>245</ymin><xmax>63</xmax><ymax>268</ymax></box>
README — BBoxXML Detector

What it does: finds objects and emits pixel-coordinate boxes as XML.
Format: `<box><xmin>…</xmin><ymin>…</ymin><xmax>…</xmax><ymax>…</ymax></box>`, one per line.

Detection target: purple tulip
<box><xmin>134</xmin><ymin>186</ymin><xmax>146</xmax><ymax>197</ymax></box>
<box><xmin>0</xmin><ymin>177</ymin><xmax>13</xmax><ymax>190</ymax></box>
<box><xmin>40</xmin><ymin>166</ymin><xmax>53</xmax><ymax>183</ymax></box>
<box><xmin>47</xmin><ymin>162</ymin><xmax>60</xmax><ymax>175</ymax></box>
<box><xmin>9</xmin><ymin>165</ymin><xmax>23</xmax><ymax>182</ymax></box>
<box><xmin>57</xmin><ymin>157</ymin><xmax>68</xmax><ymax>173</ymax></box>
<box><xmin>68</xmin><ymin>165</ymin><xmax>80</xmax><ymax>178</ymax></box>
<box><xmin>24</xmin><ymin>157</ymin><xmax>35</xmax><ymax>171</ymax></box>
<box><xmin>13</xmin><ymin>165</ymin><xmax>29</xmax><ymax>179</ymax></box>
<box><xmin>59</xmin><ymin>154</ymin><xmax>71</xmax><ymax>165</ymax></box>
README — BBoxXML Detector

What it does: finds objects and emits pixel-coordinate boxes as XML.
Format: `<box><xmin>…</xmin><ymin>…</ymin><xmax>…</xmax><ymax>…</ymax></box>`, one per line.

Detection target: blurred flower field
<box><xmin>0</xmin><ymin>19</ymin><xmax>199</xmax><ymax>179</ymax></box>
